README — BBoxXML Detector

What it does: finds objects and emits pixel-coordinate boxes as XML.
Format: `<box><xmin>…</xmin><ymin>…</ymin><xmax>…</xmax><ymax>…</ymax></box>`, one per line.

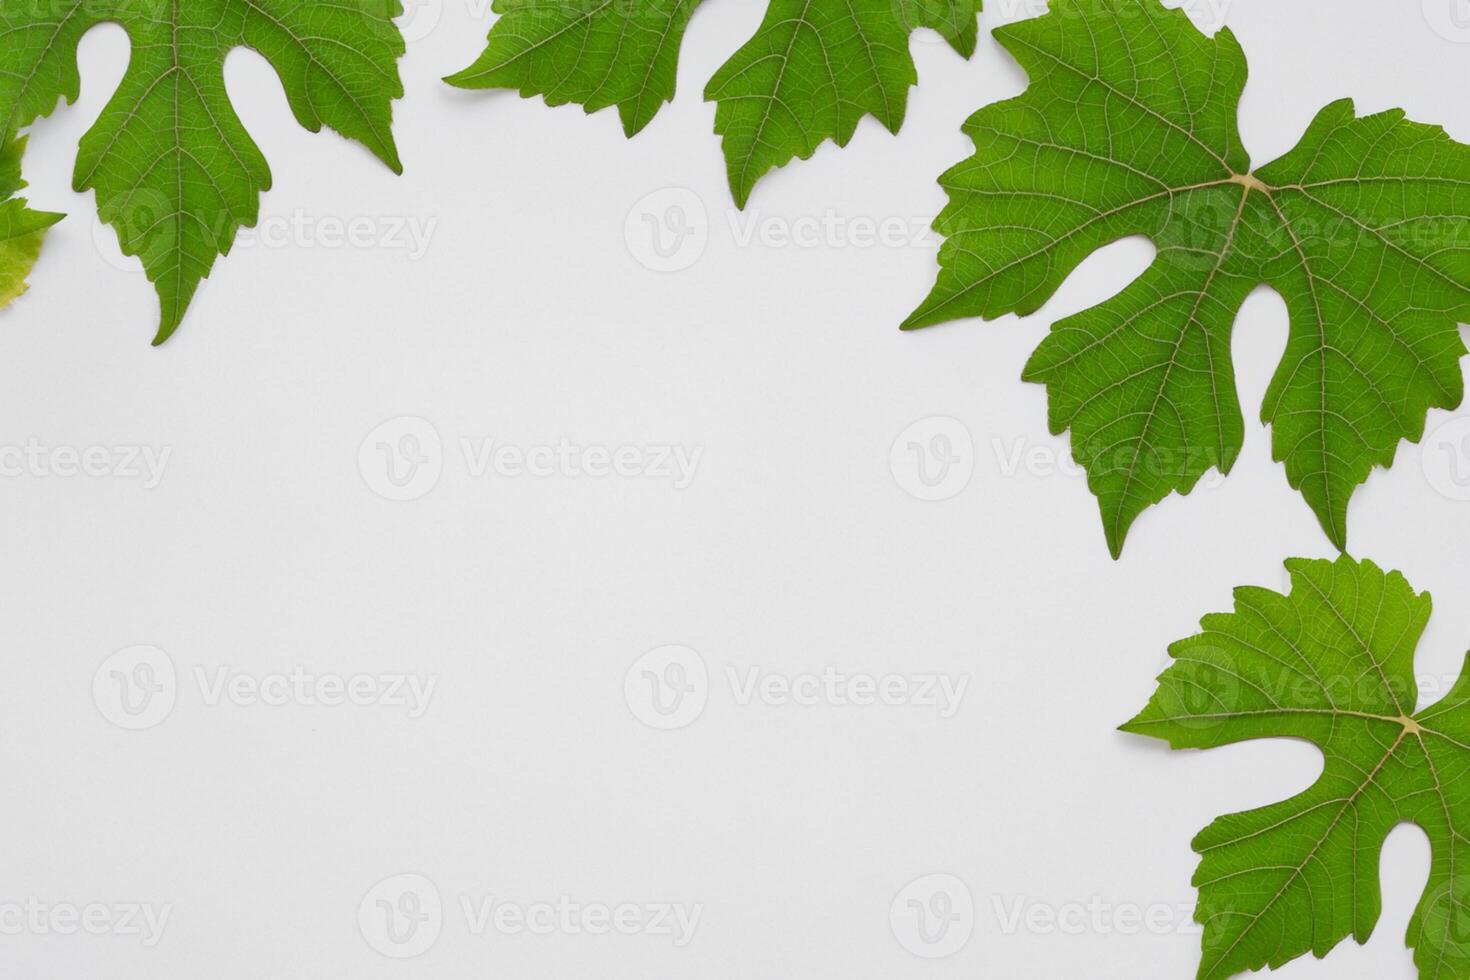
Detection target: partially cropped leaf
<box><xmin>905</xmin><ymin>0</ymin><xmax>1470</xmax><ymax>557</ymax></box>
<box><xmin>1124</xmin><ymin>555</ymin><xmax>1470</xmax><ymax>980</ymax></box>
<box><xmin>446</xmin><ymin>0</ymin><xmax>981</xmax><ymax>206</ymax></box>
<box><xmin>0</xmin><ymin>137</ymin><xmax>62</xmax><ymax>310</ymax></box>
<box><xmin>705</xmin><ymin>0</ymin><xmax>980</xmax><ymax>207</ymax></box>
<box><xmin>0</xmin><ymin>1</ymin><xmax>408</xmax><ymax>343</ymax></box>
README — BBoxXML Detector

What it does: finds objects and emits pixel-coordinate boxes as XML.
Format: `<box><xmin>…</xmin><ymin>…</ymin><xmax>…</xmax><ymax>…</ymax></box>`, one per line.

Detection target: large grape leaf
<box><xmin>0</xmin><ymin>136</ymin><xmax>62</xmax><ymax>310</ymax></box>
<box><xmin>0</xmin><ymin>0</ymin><xmax>408</xmax><ymax>344</ymax></box>
<box><xmin>445</xmin><ymin>0</ymin><xmax>982</xmax><ymax>206</ymax></box>
<box><xmin>1124</xmin><ymin>555</ymin><xmax>1470</xmax><ymax>980</ymax></box>
<box><xmin>904</xmin><ymin>0</ymin><xmax>1470</xmax><ymax>558</ymax></box>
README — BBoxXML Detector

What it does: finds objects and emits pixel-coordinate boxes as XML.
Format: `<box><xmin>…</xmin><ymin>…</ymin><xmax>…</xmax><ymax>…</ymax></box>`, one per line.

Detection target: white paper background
<box><xmin>3</xmin><ymin>0</ymin><xmax>1470</xmax><ymax>977</ymax></box>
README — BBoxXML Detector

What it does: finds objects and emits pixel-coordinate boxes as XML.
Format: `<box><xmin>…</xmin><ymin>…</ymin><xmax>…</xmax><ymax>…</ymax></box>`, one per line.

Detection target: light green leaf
<box><xmin>0</xmin><ymin>0</ymin><xmax>408</xmax><ymax>343</ymax></box>
<box><xmin>1124</xmin><ymin>555</ymin><xmax>1470</xmax><ymax>980</ymax></box>
<box><xmin>446</xmin><ymin>0</ymin><xmax>981</xmax><ymax>206</ymax></box>
<box><xmin>0</xmin><ymin>136</ymin><xmax>62</xmax><ymax>311</ymax></box>
<box><xmin>905</xmin><ymin>0</ymin><xmax>1470</xmax><ymax>557</ymax></box>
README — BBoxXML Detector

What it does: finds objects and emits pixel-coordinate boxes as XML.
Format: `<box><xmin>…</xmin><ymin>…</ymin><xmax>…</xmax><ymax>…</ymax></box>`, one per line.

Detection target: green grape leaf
<box><xmin>904</xmin><ymin>0</ymin><xmax>1470</xmax><ymax>558</ymax></box>
<box><xmin>1124</xmin><ymin>555</ymin><xmax>1470</xmax><ymax>980</ymax></box>
<box><xmin>0</xmin><ymin>0</ymin><xmax>408</xmax><ymax>344</ymax></box>
<box><xmin>446</xmin><ymin>0</ymin><xmax>981</xmax><ymax>206</ymax></box>
<box><xmin>0</xmin><ymin>136</ymin><xmax>62</xmax><ymax>310</ymax></box>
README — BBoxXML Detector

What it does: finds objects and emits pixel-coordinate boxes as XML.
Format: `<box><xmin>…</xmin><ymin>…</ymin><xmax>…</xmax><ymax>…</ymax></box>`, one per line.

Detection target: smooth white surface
<box><xmin>2</xmin><ymin>1</ymin><xmax>1469</xmax><ymax>977</ymax></box>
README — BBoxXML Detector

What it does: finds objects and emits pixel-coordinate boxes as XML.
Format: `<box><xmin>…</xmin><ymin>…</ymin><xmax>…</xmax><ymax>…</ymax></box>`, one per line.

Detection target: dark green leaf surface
<box><xmin>906</xmin><ymin>0</ymin><xmax>1470</xmax><ymax>557</ymax></box>
<box><xmin>1125</xmin><ymin>555</ymin><xmax>1470</xmax><ymax>980</ymax></box>
<box><xmin>0</xmin><ymin>0</ymin><xmax>408</xmax><ymax>342</ymax></box>
<box><xmin>447</xmin><ymin>0</ymin><xmax>981</xmax><ymax>206</ymax></box>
